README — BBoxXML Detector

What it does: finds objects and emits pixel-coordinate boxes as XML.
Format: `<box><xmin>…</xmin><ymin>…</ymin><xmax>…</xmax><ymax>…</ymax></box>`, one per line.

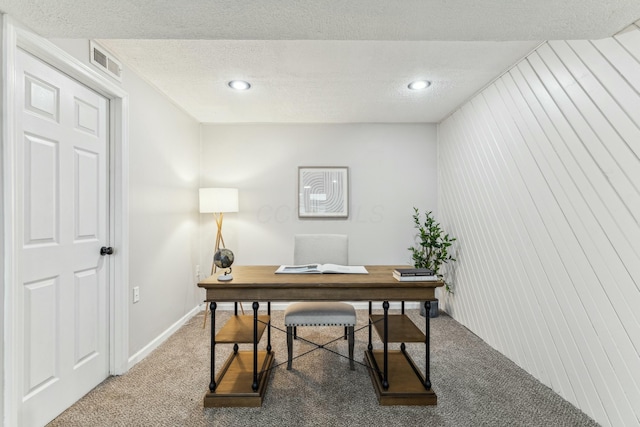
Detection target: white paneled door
<box><xmin>16</xmin><ymin>48</ymin><xmax>110</xmax><ymax>426</ymax></box>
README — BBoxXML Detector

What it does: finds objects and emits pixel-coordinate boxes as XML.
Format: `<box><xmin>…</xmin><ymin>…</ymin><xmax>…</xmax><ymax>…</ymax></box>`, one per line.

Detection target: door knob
<box><xmin>100</xmin><ymin>246</ymin><xmax>114</xmax><ymax>256</ymax></box>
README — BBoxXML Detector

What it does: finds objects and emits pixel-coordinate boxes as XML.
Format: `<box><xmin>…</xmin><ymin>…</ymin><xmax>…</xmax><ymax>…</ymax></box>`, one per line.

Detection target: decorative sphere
<box><xmin>214</xmin><ymin>248</ymin><xmax>234</xmax><ymax>269</ymax></box>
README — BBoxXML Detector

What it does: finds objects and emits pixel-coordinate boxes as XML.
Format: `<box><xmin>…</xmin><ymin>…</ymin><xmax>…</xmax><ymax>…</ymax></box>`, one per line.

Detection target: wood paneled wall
<box><xmin>437</xmin><ymin>21</ymin><xmax>640</xmax><ymax>427</ymax></box>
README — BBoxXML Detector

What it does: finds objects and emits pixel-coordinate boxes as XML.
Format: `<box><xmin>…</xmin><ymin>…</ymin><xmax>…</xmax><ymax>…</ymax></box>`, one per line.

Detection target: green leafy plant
<box><xmin>408</xmin><ymin>207</ymin><xmax>457</xmax><ymax>293</ymax></box>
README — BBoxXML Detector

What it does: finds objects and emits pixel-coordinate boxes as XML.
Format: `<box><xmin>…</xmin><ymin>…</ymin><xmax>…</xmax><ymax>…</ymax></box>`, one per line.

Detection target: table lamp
<box><xmin>199</xmin><ymin>188</ymin><xmax>239</xmax><ymax>275</ymax></box>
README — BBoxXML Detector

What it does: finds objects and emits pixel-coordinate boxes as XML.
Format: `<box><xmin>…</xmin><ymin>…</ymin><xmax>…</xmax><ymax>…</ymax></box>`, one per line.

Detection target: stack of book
<box><xmin>392</xmin><ymin>268</ymin><xmax>439</xmax><ymax>281</ymax></box>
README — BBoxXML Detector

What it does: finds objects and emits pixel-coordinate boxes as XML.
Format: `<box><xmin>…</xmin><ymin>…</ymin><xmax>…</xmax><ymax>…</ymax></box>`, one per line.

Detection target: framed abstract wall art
<box><xmin>298</xmin><ymin>166</ymin><xmax>349</xmax><ymax>218</ymax></box>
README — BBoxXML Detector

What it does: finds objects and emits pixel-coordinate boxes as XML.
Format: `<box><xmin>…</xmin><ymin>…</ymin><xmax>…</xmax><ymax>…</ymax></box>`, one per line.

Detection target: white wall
<box><xmin>0</xmin><ymin>14</ymin><xmax>5</xmax><ymax>427</ymax></box>
<box><xmin>49</xmin><ymin>39</ymin><xmax>202</xmax><ymax>357</ymax></box>
<box><xmin>124</xmin><ymin>61</ymin><xmax>201</xmax><ymax>356</ymax></box>
<box><xmin>437</xmin><ymin>22</ymin><xmax>640</xmax><ymax>427</ymax></box>
<box><xmin>200</xmin><ymin>123</ymin><xmax>438</xmax><ymax>271</ymax></box>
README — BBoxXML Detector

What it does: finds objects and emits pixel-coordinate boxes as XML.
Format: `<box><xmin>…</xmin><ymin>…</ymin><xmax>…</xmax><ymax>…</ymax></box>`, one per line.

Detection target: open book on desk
<box><xmin>275</xmin><ymin>264</ymin><xmax>368</xmax><ymax>274</ymax></box>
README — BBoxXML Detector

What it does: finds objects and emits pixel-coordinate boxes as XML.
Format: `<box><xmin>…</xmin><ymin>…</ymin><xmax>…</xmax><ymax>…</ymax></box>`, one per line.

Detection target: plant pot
<box><xmin>419</xmin><ymin>300</ymin><xmax>439</xmax><ymax>318</ymax></box>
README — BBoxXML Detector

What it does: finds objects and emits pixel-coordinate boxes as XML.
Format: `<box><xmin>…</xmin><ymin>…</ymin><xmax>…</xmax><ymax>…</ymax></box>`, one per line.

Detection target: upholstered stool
<box><xmin>284</xmin><ymin>301</ymin><xmax>356</xmax><ymax>370</ymax></box>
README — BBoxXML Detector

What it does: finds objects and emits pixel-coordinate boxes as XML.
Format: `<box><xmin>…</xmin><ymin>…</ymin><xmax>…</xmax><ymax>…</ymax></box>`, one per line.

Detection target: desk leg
<box><xmin>209</xmin><ymin>302</ymin><xmax>217</xmax><ymax>392</ymax></box>
<box><xmin>368</xmin><ymin>301</ymin><xmax>373</xmax><ymax>351</ymax></box>
<box><xmin>252</xmin><ymin>301</ymin><xmax>259</xmax><ymax>392</ymax></box>
<box><xmin>267</xmin><ymin>302</ymin><xmax>272</xmax><ymax>353</ymax></box>
<box><xmin>425</xmin><ymin>300</ymin><xmax>431</xmax><ymax>390</ymax></box>
<box><xmin>382</xmin><ymin>301</ymin><xmax>389</xmax><ymax>390</ymax></box>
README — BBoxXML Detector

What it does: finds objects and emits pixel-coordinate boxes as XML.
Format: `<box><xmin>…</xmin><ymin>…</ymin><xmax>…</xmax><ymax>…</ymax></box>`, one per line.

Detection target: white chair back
<box><xmin>294</xmin><ymin>234</ymin><xmax>348</xmax><ymax>265</ymax></box>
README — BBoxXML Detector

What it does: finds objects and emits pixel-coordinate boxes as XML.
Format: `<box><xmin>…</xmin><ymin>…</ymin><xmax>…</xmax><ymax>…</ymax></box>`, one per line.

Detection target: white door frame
<box><xmin>2</xmin><ymin>16</ymin><xmax>130</xmax><ymax>426</ymax></box>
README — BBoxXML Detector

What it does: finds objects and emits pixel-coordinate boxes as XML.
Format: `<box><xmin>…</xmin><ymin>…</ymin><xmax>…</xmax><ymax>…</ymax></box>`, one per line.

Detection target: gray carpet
<box><xmin>48</xmin><ymin>309</ymin><xmax>599</xmax><ymax>426</ymax></box>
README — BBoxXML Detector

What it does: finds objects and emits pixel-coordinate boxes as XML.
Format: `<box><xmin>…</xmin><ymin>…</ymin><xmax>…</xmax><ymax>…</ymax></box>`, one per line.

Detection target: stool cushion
<box><xmin>284</xmin><ymin>302</ymin><xmax>356</xmax><ymax>326</ymax></box>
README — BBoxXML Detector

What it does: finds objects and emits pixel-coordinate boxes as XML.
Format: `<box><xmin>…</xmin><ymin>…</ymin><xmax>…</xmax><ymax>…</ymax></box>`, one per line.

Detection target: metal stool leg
<box><xmin>286</xmin><ymin>326</ymin><xmax>294</xmax><ymax>370</ymax></box>
<box><xmin>348</xmin><ymin>326</ymin><xmax>355</xmax><ymax>370</ymax></box>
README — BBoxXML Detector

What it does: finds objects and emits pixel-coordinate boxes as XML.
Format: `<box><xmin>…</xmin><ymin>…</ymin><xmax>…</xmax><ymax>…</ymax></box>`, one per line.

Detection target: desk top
<box><xmin>198</xmin><ymin>265</ymin><xmax>444</xmax><ymax>302</ymax></box>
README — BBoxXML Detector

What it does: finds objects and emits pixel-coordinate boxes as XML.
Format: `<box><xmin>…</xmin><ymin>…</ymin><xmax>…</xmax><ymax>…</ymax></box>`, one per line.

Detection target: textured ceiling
<box><xmin>2</xmin><ymin>0</ymin><xmax>639</xmax><ymax>123</ymax></box>
<box><xmin>96</xmin><ymin>39</ymin><xmax>540</xmax><ymax>123</ymax></box>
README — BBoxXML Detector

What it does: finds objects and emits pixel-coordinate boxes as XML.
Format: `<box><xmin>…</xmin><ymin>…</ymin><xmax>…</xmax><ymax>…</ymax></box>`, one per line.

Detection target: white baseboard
<box><xmin>127</xmin><ymin>305</ymin><xmax>201</xmax><ymax>370</ymax></box>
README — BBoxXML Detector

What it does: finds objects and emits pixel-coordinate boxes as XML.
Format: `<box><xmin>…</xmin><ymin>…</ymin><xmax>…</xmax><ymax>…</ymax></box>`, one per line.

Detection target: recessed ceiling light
<box><xmin>228</xmin><ymin>80</ymin><xmax>251</xmax><ymax>90</ymax></box>
<box><xmin>408</xmin><ymin>80</ymin><xmax>431</xmax><ymax>90</ymax></box>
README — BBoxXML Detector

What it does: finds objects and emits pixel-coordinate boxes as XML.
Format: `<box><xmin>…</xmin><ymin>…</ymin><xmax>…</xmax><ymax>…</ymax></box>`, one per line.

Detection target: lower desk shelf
<box><xmin>364</xmin><ymin>350</ymin><xmax>437</xmax><ymax>406</ymax></box>
<box><xmin>369</xmin><ymin>314</ymin><xmax>425</xmax><ymax>342</ymax></box>
<box><xmin>204</xmin><ymin>350</ymin><xmax>275</xmax><ymax>407</ymax></box>
<box><xmin>366</xmin><ymin>312</ymin><xmax>435</xmax><ymax>405</ymax></box>
<box><xmin>216</xmin><ymin>315</ymin><xmax>270</xmax><ymax>343</ymax></box>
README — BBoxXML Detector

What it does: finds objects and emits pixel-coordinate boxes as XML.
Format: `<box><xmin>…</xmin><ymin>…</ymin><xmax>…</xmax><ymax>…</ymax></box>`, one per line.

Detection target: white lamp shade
<box><xmin>199</xmin><ymin>188</ymin><xmax>239</xmax><ymax>213</ymax></box>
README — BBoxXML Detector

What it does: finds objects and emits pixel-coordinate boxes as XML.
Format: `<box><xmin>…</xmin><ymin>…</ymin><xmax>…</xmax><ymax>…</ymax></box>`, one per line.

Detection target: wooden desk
<box><xmin>198</xmin><ymin>265</ymin><xmax>444</xmax><ymax>407</ymax></box>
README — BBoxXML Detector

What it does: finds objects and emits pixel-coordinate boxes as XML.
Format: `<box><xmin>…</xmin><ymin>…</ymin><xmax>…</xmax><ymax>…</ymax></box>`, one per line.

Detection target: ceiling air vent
<box><xmin>90</xmin><ymin>41</ymin><xmax>122</xmax><ymax>81</ymax></box>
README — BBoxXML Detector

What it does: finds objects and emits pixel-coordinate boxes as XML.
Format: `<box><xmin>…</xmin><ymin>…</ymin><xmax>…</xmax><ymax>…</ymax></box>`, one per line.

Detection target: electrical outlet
<box><xmin>133</xmin><ymin>286</ymin><xmax>140</xmax><ymax>303</ymax></box>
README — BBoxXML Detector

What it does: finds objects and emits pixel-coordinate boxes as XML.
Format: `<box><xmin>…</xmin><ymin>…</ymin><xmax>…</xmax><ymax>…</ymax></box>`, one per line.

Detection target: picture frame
<box><xmin>298</xmin><ymin>166</ymin><xmax>349</xmax><ymax>218</ymax></box>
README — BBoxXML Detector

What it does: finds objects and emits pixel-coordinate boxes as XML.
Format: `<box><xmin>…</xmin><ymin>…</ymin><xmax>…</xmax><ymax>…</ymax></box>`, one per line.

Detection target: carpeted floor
<box><xmin>48</xmin><ymin>309</ymin><xmax>599</xmax><ymax>426</ymax></box>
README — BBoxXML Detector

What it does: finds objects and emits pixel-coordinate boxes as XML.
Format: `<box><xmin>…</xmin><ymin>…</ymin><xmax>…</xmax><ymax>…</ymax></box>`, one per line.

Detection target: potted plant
<box><xmin>408</xmin><ymin>207</ymin><xmax>457</xmax><ymax>317</ymax></box>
